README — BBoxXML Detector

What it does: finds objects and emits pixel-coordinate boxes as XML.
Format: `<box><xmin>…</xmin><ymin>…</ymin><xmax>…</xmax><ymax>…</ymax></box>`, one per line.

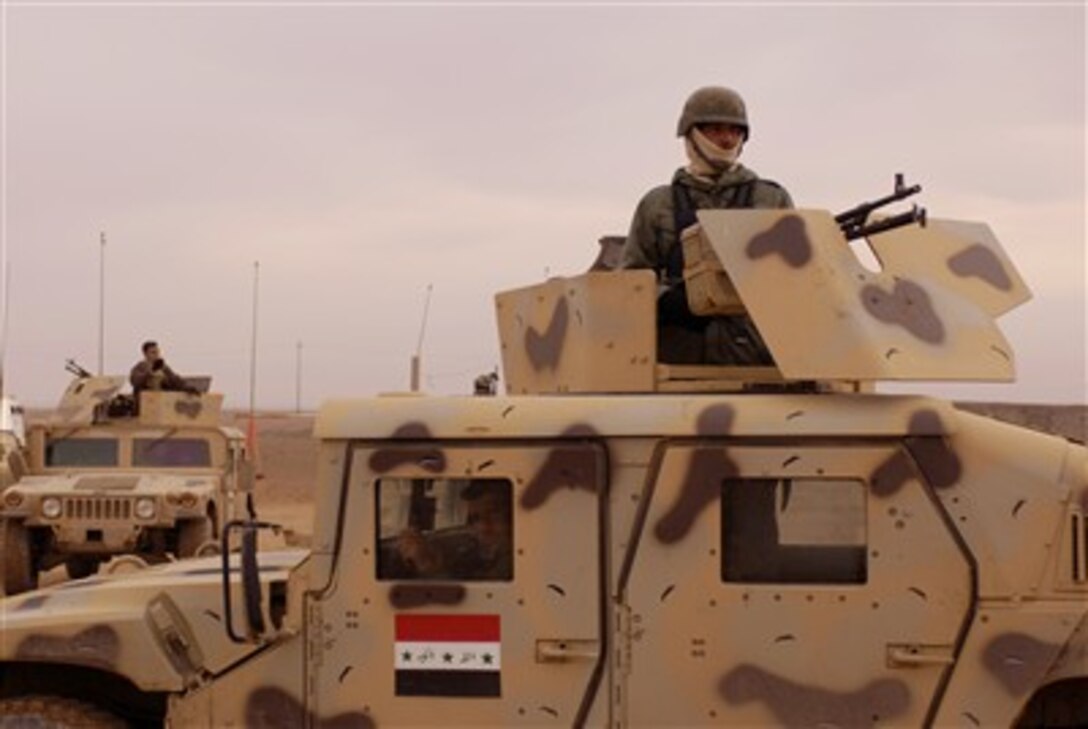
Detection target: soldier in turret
<box><xmin>129</xmin><ymin>340</ymin><xmax>196</xmax><ymax>402</ymax></box>
<box><xmin>621</xmin><ymin>86</ymin><xmax>792</xmax><ymax>366</ymax></box>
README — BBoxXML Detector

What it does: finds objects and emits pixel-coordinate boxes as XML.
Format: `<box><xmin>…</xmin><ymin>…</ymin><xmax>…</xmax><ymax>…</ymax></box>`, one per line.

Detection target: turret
<box><xmin>496</xmin><ymin>207</ymin><xmax>1030</xmax><ymax>394</ymax></box>
<box><xmin>48</xmin><ymin>373</ymin><xmax>224</xmax><ymax>428</ymax></box>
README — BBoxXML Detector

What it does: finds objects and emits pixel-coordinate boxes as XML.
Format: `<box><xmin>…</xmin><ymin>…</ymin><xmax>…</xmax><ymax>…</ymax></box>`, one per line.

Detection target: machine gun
<box><xmin>64</xmin><ymin>359</ymin><xmax>93</xmax><ymax>379</ymax></box>
<box><xmin>835</xmin><ymin>173</ymin><xmax>927</xmax><ymax>241</ymax></box>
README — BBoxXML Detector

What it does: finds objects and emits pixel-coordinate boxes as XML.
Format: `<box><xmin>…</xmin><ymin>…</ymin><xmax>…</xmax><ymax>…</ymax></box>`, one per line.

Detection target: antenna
<box><xmin>0</xmin><ymin>264</ymin><xmax>8</xmax><ymax>399</ymax></box>
<box><xmin>246</xmin><ymin>261</ymin><xmax>261</xmax><ymax>471</ymax></box>
<box><xmin>98</xmin><ymin>231</ymin><xmax>106</xmax><ymax>374</ymax></box>
<box><xmin>410</xmin><ymin>284</ymin><xmax>433</xmax><ymax>392</ymax></box>
<box><xmin>295</xmin><ymin>339</ymin><xmax>302</xmax><ymax>414</ymax></box>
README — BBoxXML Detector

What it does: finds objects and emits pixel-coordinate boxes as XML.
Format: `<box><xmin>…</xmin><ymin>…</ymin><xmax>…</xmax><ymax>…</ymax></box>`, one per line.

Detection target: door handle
<box><xmin>536</xmin><ymin>639</ymin><xmax>598</xmax><ymax>663</ymax></box>
<box><xmin>887</xmin><ymin>643</ymin><xmax>955</xmax><ymax>667</ymax></box>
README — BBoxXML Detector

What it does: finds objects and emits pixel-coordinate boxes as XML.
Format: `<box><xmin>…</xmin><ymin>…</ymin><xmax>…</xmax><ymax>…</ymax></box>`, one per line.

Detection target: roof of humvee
<box><xmin>315</xmin><ymin>392</ymin><xmax>958</xmax><ymax>441</ymax></box>
<box><xmin>29</xmin><ymin>421</ymin><xmax>244</xmax><ymax>439</ymax></box>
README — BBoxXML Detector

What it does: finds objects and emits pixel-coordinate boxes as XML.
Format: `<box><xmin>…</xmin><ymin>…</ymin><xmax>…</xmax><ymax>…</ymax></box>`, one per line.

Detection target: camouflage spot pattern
<box><xmin>521</xmin><ymin>424</ymin><xmax>601</xmax><ymax>509</ymax></box>
<box><xmin>174</xmin><ymin>399</ymin><xmax>203</xmax><ymax>418</ymax></box>
<box><xmin>948</xmin><ymin>244</ymin><xmax>1013</xmax><ymax>292</ymax></box>
<box><xmin>696</xmin><ymin>404</ymin><xmax>736</xmax><ymax>436</ymax></box>
<box><xmin>245</xmin><ymin>686</ymin><xmax>375</xmax><ymax>729</ymax></box>
<box><xmin>982</xmin><ymin>633</ymin><xmax>1062</xmax><ymax>696</ymax></box>
<box><xmin>904</xmin><ymin>411</ymin><xmax>962</xmax><ymax>490</ymax></box>
<box><xmin>525</xmin><ymin>296</ymin><xmax>569</xmax><ymax>371</ymax></box>
<box><xmin>368</xmin><ymin>423</ymin><xmax>446</xmax><ymax>473</ymax></box>
<box><xmin>869</xmin><ymin>450</ymin><xmax>914</xmax><ymax>499</ymax></box>
<box><xmin>652</xmin><ymin>446</ymin><xmax>739</xmax><ymax>541</ymax></box>
<box><xmin>16</xmin><ymin>625</ymin><xmax>120</xmax><ymax>671</ymax></box>
<box><xmin>13</xmin><ymin>595</ymin><xmax>50</xmax><ymax>612</ymax></box>
<box><xmin>745</xmin><ymin>214</ymin><xmax>813</xmax><ymax>268</ymax></box>
<box><xmin>861</xmin><ymin>279</ymin><xmax>946</xmax><ymax>344</ymax></box>
<box><xmin>388</xmin><ymin>584</ymin><xmax>466</xmax><ymax>609</ymax></box>
<box><xmin>869</xmin><ymin>410</ymin><xmax>961</xmax><ymax>496</ymax></box>
<box><xmin>654</xmin><ymin>406</ymin><xmax>739</xmax><ymax>544</ymax></box>
<box><xmin>719</xmin><ymin>664</ymin><xmax>911</xmax><ymax>726</ymax></box>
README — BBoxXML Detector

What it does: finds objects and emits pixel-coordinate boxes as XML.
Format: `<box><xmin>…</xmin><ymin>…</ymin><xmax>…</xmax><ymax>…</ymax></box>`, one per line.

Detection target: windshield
<box><xmin>133</xmin><ymin>438</ymin><xmax>212</xmax><ymax>467</ymax></box>
<box><xmin>46</xmin><ymin>438</ymin><xmax>120</xmax><ymax>467</ymax></box>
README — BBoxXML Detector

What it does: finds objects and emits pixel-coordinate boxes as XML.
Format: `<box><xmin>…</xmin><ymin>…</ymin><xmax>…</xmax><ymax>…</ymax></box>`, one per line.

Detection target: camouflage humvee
<box><xmin>0</xmin><ymin>373</ymin><xmax>252</xmax><ymax>595</ymax></box>
<box><xmin>0</xmin><ymin>205</ymin><xmax>1085</xmax><ymax>728</ymax></box>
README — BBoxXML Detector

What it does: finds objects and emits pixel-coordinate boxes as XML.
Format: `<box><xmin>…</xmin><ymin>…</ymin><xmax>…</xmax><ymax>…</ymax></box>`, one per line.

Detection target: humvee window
<box><xmin>45</xmin><ymin>438</ymin><xmax>119</xmax><ymax>467</ymax></box>
<box><xmin>376</xmin><ymin>477</ymin><xmax>514</xmax><ymax>582</ymax></box>
<box><xmin>133</xmin><ymin>438</ymin><xmax>212</xmax><ymax>467</ymax></box>
<box><xmin>722</xmin><ymin>478</ymin><xmax>867</xmax><ymax>584</ymax></box>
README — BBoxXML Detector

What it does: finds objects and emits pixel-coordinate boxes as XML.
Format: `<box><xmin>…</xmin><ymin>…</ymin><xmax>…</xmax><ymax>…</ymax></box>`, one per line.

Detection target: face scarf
<box><xmin>684</xmin><ymin>126</ymin><xmax>743</xmax><ymax>179</ymax></box>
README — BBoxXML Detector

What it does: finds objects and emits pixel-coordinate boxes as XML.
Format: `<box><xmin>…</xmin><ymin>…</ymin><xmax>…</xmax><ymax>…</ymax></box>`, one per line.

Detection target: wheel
<box><xmin>1016</xmin><ymin>678</ymin><xmax>1088</xmax><ymax>728</ymax></box>
<box><xmin>176</xmin><ymin>517</ymin><xmax>213</xmax><ymax>558</ymax></box>
<box><xmin>0</xmin><ymin>695</ymin><xmax>126</xmax><ymax>728</ymax></box>
<box><xmin>65</xmin><ymin>556</ymin><xmax>100</xmax><ymax>580</ymax></box>
<box><xmin>1</xmin><ymin>518</ymin><xmax>37</xmax><ymax>595</ymax></box>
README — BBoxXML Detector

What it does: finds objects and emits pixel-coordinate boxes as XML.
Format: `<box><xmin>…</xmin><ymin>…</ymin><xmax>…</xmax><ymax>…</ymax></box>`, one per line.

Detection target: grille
<box><xmin>63</xmin><ymin>497</ymin><xmax>133</xmax><ymax>521</ymax></box>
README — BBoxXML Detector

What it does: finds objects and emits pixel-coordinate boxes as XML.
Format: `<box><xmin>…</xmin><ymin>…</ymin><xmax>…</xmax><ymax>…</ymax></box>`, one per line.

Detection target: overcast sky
<box><xmin>1</xmin><ymin>1</ymin><xmax>1084</xmax><ymax>409</ymax></box>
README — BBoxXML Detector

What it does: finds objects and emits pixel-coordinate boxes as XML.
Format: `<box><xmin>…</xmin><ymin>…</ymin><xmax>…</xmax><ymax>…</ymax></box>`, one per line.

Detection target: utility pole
<box><xmin>247</xmin><ymin>261</ymin><xmax>260</xmax><ymax>455</ymax></box>
<box><xmin>295</xmin><ymin>340</ymin><xmax>302</xmax><ymax>414</ymax></box>
<box><xmin>0</xmin><ymin>266</ymin><xmax>8</xmax><ymax>398</ymax></box>
<box><xmin>98</xmin><ymin>232</ymin><xmax>106</xmax><ymax>374</ymax></box>
<box><xmin>410</xmin><ymin>284</ymin><xmax>432</xmax><ymax>392</ymax></box>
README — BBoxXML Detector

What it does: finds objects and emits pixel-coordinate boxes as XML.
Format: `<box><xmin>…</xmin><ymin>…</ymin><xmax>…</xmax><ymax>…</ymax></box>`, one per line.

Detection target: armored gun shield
<box><xmin>693</xmin><ymin>209</ymin><xmax>1031</xmax><ymax>382</ymax></box>
<box><xmin>51</xmin><ymin>375</ymin><xmax>126</xmax><ymax>426</ymax></box>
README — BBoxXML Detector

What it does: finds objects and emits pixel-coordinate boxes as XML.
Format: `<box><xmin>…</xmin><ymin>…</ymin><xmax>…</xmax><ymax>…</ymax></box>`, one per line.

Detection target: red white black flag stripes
<box><xmin>394</xmin><ymin>614</ymin><xmax>502</xmax><ymax>697</ymax></box>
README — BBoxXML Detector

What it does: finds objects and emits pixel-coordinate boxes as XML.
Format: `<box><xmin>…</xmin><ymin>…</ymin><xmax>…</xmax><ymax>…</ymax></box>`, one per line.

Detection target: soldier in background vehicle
<box><xmin>622</xmin><ymin>86</ymin><xmax>792</xmax><ymax>366</ymax></box>
<box><xmin>129</xmin><ymin>340</ymin><xmax>196</xmax><ymax>403</ymax></box>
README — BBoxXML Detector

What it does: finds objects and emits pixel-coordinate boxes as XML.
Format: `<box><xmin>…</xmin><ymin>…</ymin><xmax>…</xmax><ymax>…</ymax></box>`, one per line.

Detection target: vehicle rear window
<box><xmin>46</xmin><ymin>438</ymin><xmax>119</xmax><ymax>467</ymax></box>
<box><xmin>133</xmin><ymin>438</ymin><xmax>212</xmax><ymax>467</ymax></box>
<box><xmin>375</xmin><ymin>477</ymin><xmax>514</xmax><ymax>582</ymax></box>
<box><xmin>722</xmin><ymin>478</ymin><xmax>867</xmax><ymax>584</ymax></box>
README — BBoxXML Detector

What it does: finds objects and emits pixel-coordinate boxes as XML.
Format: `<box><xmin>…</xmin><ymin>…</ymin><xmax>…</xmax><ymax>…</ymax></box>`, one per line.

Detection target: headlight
<box><xmin>3</xmin><ymin>490</ymin><xmax>23</xmax><ymax>509</ymax></box>
<box><xmin>166</xmin><ymin>492</ymin><xmax>198</xmax><ymax>509</ymax></box>
<box><xmin>41</xmin><ymin>496</ymin><xmax>62</xmax><ymax>519</ymax></box>
<box><xmin>135</xmin><ymin>497</ymin><xmax>157</xmax><ymax>520</ymax></box>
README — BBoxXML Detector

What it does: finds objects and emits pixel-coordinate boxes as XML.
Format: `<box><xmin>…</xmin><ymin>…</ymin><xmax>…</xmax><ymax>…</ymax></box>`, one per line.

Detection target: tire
<box><xmin>65</xmin><ymin>556</ymin><xmax>100</xmax><ymax>580</ymax></box>
<box><xmin>176</xmin><ymin>517</ymin><xmax>213</xmax><ymax>558</ymax></box>
<box><xmin>1</xmin><ymin>518</ymin><xmax>37</xmax><ymax>595</ymax></box>
<box><xmin>0</xmin><ymin>695</ymin><xmax>126</xmax><ymax>728</ymax></box>
<box><xmin>1016</xmin><ymin>678</ymin><xmax>1088</xmax><ymax>728</ymax></box>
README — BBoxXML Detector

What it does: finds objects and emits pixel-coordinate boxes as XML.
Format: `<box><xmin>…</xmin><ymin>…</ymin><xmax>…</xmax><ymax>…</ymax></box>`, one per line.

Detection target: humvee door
<box><xmin>623</xmin><ymin>441</ymin><xmax>972</xmax><ymax>727</ymax></box>
<box><xmin>308</xmin><ymin>440</ymin><xmax>606</xmax><ymax>726</ymax></box>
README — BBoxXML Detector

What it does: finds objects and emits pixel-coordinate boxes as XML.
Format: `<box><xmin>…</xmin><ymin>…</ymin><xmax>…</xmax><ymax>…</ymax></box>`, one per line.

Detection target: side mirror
<box><xmin>221</xmin><ymin>519</ymin><xmax>279</xmax><ymax>644</ymax></box>
<box><xmin>237</xmin><ymin>460</ymin><xmax>256</xmax><ymax>493</ymax></box>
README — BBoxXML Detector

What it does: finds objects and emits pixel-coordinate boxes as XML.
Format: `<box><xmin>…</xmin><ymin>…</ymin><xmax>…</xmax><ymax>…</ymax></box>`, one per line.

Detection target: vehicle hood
<box><xmin>0</xmin><ymin>549</ymin><xmax>307</xmax><ymax>692</ymax></box>
<box><xmin>13</xmin><ymin>472</ymin><xmax>220</xmax><ymax>494</ymax></box>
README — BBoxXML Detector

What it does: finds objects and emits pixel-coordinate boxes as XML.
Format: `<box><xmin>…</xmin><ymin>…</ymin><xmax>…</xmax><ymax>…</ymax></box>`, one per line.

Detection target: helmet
<box><xmin>676</xmin><ymin>86</ymin><xmax>749</xmax><ymax>140</ymax></box>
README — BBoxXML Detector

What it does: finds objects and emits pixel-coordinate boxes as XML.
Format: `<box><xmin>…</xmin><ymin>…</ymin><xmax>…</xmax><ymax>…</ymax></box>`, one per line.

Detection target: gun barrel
<box><xmin>844</xmin><ymin>206</ymin><xmax>926</xmax><ymax>241</ymax></box>
<box><xmin>834</xmin><ymin>183</ymin><xmax>922</xmax><ymax>226</ymax></box>
<box><xmin>64</xmin><ymin>359</ymin><xmax>93</xmax><ymax>378</ymax></box>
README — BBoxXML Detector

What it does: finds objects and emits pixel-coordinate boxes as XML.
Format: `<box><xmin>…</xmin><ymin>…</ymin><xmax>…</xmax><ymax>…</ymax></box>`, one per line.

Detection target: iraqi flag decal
<box><xmin>394</xmin><ymin>614</ymin><xmax>502</xmax><ymax>697</ymax></box>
